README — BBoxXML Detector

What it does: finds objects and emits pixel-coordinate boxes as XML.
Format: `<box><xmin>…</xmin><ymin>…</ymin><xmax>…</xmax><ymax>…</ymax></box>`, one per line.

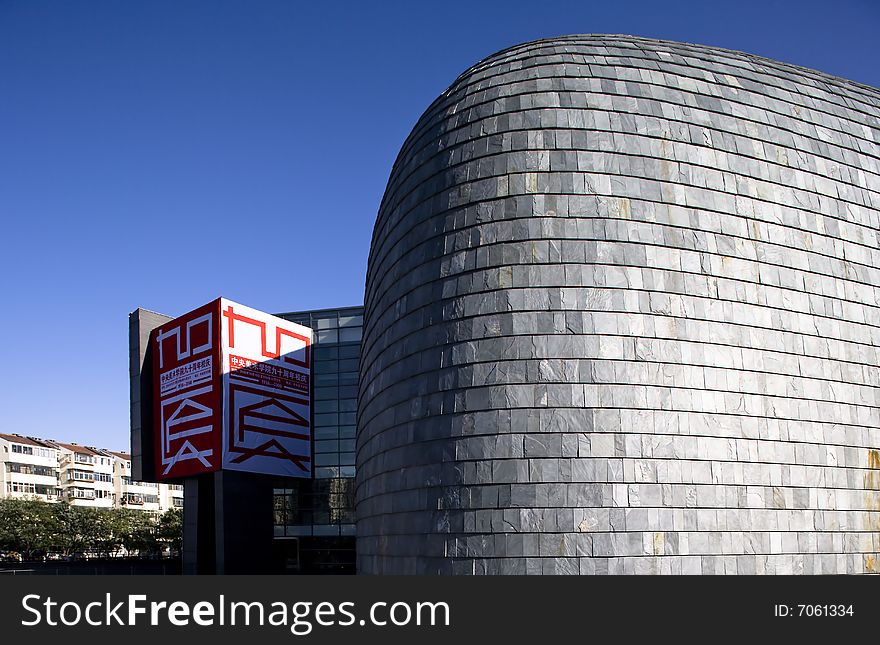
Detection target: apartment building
<box><xmin>54</xmin><ymin>442</ymin><xmax>114</xmax><ymax>508</ymax></box>
<box><xmin>0</xmin><ymin>434</ymin><xmax>181</xmax><ymax>513</ymax></box>
<box><xmin>0</xmin><ymin>434</ymin><xmax>60</xmax><ymax>502</ymax></box>
<box><xmin>109</xmin><ymin>451</ymin><xmax>183</xmax><ymax>513</ymax></box>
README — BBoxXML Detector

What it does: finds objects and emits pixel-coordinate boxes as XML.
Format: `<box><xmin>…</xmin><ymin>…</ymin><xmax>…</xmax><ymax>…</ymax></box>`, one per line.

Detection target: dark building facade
<box><xmin>273</xmin><ymin>306</ymin><xmax>362</xmax><ymax>573</ymax></box>
<box><xmin>356</xmin><ymin>36</ymin><xmax>880</xmax><ymax>574</ymax></box>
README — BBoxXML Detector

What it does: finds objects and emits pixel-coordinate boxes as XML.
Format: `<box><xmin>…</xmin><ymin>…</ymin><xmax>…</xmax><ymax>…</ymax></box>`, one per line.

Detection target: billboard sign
<box><xmin>152</xmin><ymin>300</ymin><xmax>221</xmax><ymax>479</ymax></box>
<box><xmin>151</xmin><ymin>298</ymin><xmax>313</xmax><ymax>480</ymax></box>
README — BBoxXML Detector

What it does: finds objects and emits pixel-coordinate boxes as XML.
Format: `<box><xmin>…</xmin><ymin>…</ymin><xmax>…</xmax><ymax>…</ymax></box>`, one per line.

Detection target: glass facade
<box><xmin>271</xmin><ymin>306</ymin><xmax>362</xmax><ymax>573</ymax></box>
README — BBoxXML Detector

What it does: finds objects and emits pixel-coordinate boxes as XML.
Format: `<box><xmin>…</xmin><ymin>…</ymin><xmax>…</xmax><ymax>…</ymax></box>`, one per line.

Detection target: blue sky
<box><xmin>1</xmin><ymin>0</ymin><xmax>877</xmax><ymax>450</ymax></box>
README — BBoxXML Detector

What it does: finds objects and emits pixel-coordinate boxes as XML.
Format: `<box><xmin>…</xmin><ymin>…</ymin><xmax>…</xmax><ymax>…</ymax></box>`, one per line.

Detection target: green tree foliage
<box><xmin>0</xmin><ymin>498</ymin><xmax>181</xmax><ymax>559</ymax></box>
<box><xmin>0</xmin><ymin>498</ymin><xmax>53</xmax><ymax>558</ymax></box>
<box><xmin>157</xmin><ymin>508</ymin><xmax>183</xmax><ymax>555</ymax></box>
<box><xmin>118</xmin><ymin>509</ymin><xmax>159</xmax><ymax>555</ymax></box>
<box><xmin>49</xmin><ymin>502</ymin><xmax>94</xmax><ymax>556</ymax></box>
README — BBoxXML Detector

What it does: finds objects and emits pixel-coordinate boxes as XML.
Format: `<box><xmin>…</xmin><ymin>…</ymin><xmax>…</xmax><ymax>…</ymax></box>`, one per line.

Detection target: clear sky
<box><xmin>1</xmin><ymin>0</ymin><xmax>878</xmax><ymax>450</ymax></box>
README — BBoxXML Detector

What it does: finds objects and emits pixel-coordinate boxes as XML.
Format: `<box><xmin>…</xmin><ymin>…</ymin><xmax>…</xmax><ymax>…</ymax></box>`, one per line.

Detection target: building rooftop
<box><xmin>0</xmin><ymin>433</ymin><xmax>55</xmax><ymax>448</ymax></box>
<box><xmin>52</xmin><ymin>442</ymin><xmax>104</xmax><ymax>457</ymax></box>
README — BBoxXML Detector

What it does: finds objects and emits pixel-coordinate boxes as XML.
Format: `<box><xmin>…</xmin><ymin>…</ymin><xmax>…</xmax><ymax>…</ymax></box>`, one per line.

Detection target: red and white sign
<box><xmin>220</xmin><ymin>300</ymin><xmax>312</xmax><ymax>476</ymax></box>
<box><xmin>152</xmin><ymin>300</ymin><xmax>222</xmax><ymax>479</ymax></box>
<box><xmin>151</xmin><ymin>298</ymin><xmax>313</xmax><ymax>480</ymax></box>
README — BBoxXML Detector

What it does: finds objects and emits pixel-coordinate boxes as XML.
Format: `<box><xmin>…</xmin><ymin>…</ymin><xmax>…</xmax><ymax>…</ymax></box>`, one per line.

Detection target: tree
<box><xmin>157</xmin><ymin>508</ymin><xmax>183</xmax><ymax>555</ymax></box>
<box><xmin>0</xmin><ymin>499</ymin><xmax>182</xmax><ymax>560</ymax></box>
<box><xmin>119</xmin><ymin>510</ymin><xmax>157</xmax><ymax>555</ymax></box>
<box><xmin>0</xmin><ymin>498</ymin><xmax>53</xmax><ymax>558</ymax></box>
<box><xmin>91</xmin><ymin>508</ymin><xmax>121</xmax><ymax>557</ymax></box>
<box><xmin>49</xmin><ymin>502</ymin><xmax>91</xmax><ymax>556</ymax></box>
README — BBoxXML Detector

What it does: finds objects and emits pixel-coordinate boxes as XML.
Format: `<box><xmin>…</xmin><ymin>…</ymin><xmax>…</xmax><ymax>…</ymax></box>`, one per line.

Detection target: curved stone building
<box><xmin>357</xmin><ymin>35</ymin><xmax>880</xmax><ymax>574</ymax></box>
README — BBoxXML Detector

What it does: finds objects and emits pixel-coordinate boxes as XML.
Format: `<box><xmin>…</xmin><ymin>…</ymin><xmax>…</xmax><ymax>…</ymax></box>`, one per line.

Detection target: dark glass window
<box><xmin>314</xmin><ymin>346</ymin><xmax>338</xmax><ymax>361</ymax></box>
<box><xmin>339</xmin><ymin>327</ymin><xmax>362</xmax><ymax>343</ymax></box>
<box><xmin>338</xmin><ymin>345</ymin><xmax>360</xmax><ymax>359</ymax></box>
<box><xmin>339</xmin><ymin>399</ymin><xmax>357</xmax><ymax>412</ymax></box>
<box><xmin>314</xmin><ymin>386</ymin><xmax>339</xmax><ymax>400</ymax></box>
<box><xmin>314</xmin><ymin>427</ymin><xmax>339</xmax><ymax>440</ymax></box>
<box><xmin>314</xmin><ymin>400</ymin><xmax>339</xmax><ymax>413</ymax></box>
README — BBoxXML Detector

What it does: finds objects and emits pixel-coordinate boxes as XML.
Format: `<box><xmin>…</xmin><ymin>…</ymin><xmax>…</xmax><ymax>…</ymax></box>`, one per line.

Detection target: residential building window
<box><xmin>7</xmin><ymin>463</ymin><xmax>56</xmax><ymax>477</ymax></box>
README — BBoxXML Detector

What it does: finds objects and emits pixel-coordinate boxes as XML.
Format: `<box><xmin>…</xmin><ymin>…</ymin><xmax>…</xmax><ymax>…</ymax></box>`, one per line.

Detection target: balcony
<box><xmin>6</xmin><ymin>463</ymin><xmax>58</xmax><ymax>478</ymax></box>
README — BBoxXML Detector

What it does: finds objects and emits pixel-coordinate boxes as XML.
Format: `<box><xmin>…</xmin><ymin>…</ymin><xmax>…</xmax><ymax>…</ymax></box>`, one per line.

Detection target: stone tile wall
<box><xmin>356</xmin><ymin>36</ymin><xmax>880</xmax><ymax>574</ymax></box>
